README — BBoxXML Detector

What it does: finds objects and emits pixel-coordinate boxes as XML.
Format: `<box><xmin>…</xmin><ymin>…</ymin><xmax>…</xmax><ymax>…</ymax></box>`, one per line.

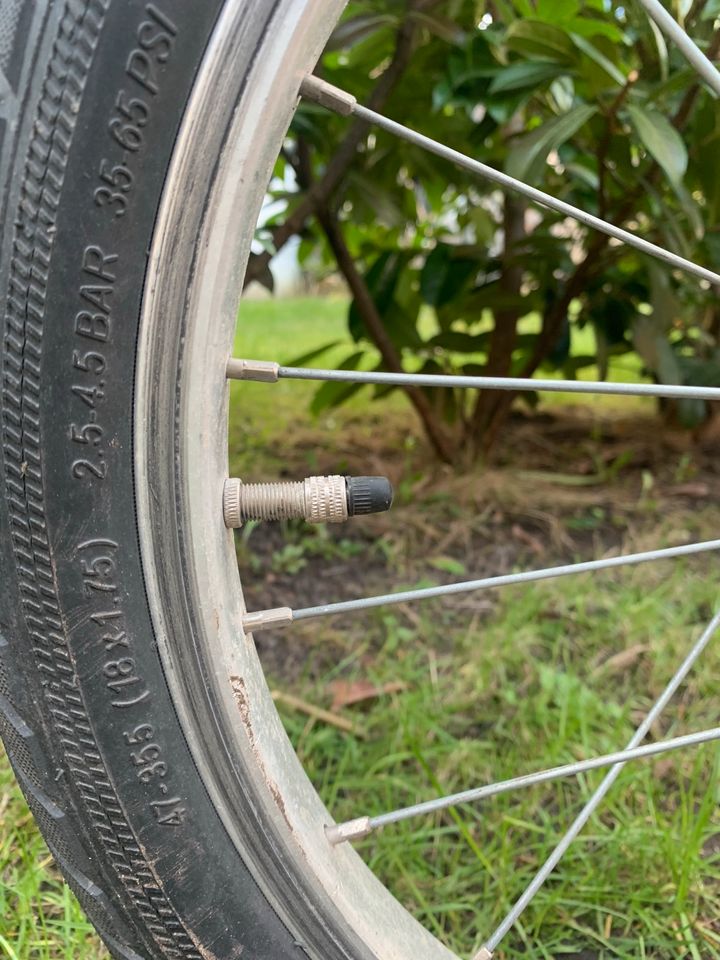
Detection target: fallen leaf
<box><xmin>330</xmin><ymin>679</ymin><xmax>408</xmax><ymax>711</ymax></box>
<box><xmin>271</xmin><ymin>690</ymin><xmax>359</xmax><ymax>735</ymax></box>
<box><xmin>666</xmin><ymin>482</ymin><xmax>710</xmax><ymax>498</ymax></box>
<box><xmin>593</xmin><ymin>643</ymin><xmax>649</xmax><ymax>676</ymax></box>
<box><xmin>511</xmin><ymin>523</ymin><xmax>545</xmax><ymax>556</ymax></box>
<box><xmin>653</xmin><ymin>756</ymin><xmax>676</xmax><ymax>781</ymax></box>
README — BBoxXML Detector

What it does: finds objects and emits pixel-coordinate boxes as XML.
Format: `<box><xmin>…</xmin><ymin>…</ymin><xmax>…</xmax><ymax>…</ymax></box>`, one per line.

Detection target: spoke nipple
<box><xmin>226</xmin><ymin>358</ymin><xmax>279</xmax><ymax>382</ymax></box>
<box><xmin>300</xmin><ymin>75</ymin><xmax>357</xmax><ymax>116</ymax></box>
<box><xmin>242</xmin><ymin>607</ymin><xmax>293</xmax><ymax>633</ymax></box>
<box><xmin>223</xmin><ymin>475</ymin><xmax>393</xmax><ymax>527</ymax></box>
<box><xmin>325</xmin><ymin>816</ymin><xmax>372</xmax><ymax>845</ymax></box>
<box><xmin>473</xmin><ymin>948</ymin><xmax>493</xmax><ymax>960</ymax></box>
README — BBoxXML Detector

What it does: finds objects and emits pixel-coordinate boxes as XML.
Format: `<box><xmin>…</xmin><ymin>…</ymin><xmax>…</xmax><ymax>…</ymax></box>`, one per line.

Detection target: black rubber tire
<box><xmin>0</xmin><ymin>4</ymin><xmax>363</xmax><ymax>959</ymax></box>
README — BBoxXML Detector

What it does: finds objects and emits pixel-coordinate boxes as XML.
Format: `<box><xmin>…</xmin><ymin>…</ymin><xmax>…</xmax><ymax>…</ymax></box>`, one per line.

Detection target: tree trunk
<box><xmin>316</xmin><ymin>206</ymin><xmax>456</xmax><ymax>464</ymax></box>
<box><xmin>244</xmin><ymin>0</ymin><xmax>427</xmax><ymax>289</ymax></box>
<box><xmin>467</xmin><ymin>190</ymin><xmax>525</xmax><ymax>451</ymax></box>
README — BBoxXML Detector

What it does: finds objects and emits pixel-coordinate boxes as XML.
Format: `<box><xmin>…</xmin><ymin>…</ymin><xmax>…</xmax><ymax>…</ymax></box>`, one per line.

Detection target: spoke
<box><xmin>636</xmin><ymin>0</ymin><xmax>720</xmax><ymax>98</ymax></box>
<box><xmin>228</xmin><ymin>358</ymin><xmax>720</xmax><ymax>403</ymax></box>
<box><xmin>475</xmin><ymin>606</ymin><xmax>720</xmax><ymax>960</ymax></box>
<box><xmin>326</xmin><ymin>726</ymin><xmax>720</xmax><ymax>844</ymax></box>
<box><xmin>242</xmin><ymin>539</ymin><xmax>720</xmax><ymax>632</ymax></box>
<box><xmin>300</xmin><ymin>76</ymin><xmax>720</xmax><ymax>288</ymax></box>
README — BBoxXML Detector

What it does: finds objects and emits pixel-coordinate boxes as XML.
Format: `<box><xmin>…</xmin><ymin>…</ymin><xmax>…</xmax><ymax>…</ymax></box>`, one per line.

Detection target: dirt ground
<box><xmin>238</xmin><ymin>405</ymin><xmax>720</xmax><ymax>680</ymax></box>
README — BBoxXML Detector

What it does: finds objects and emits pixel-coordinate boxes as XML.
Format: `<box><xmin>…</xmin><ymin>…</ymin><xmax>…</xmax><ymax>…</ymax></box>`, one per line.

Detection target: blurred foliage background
<box><xmin>248</xmin><ymin>0</ymin><xmax>720</xmax><ymax>462</ymax></box>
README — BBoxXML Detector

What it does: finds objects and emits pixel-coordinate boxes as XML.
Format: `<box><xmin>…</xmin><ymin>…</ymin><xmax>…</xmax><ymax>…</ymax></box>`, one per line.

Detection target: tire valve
<box><xmin>223</xmin><ymin>475</ymin><xmax>393</xmax><ymax>528</ymax></box>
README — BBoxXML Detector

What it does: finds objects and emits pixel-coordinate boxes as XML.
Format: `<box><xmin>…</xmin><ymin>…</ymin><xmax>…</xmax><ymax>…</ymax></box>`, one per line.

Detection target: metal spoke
<box><xmin>636</xmin><ymin>0</ymin><xmax>720</xmax><ymax>98</ymax></box>
<box><xmin>474</xmin><ymin>606</ymin><xmax>720</xmax><ymax>960</ymax></box>
<box><xmin>242</xmin><ymin>539</ymin><xmax>720</xmax><ymax>632</ymax></box>
<box><xmin>300</xmin><ymin>76</ymin><xmax>720</xmax><ymax>288</ymax></box>
<box><xmin>278</xmin><ymin>7</ymin><xmax>720</xmax><ymax>958</ymax></box>
<box><xmin>228</xmin><ymin>358</ymin><xmax>720</xmax><ymax>403</ymax></box>
<box><xmin>326</xmin><ymin>726</ymin><xmax>720</xmax><ymax>844</ymax></box>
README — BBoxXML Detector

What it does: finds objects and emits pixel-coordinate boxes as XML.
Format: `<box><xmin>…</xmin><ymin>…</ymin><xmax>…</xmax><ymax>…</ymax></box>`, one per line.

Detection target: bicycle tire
<box><xmin>0</xmin><ymin>3</ymin><xmax>434</xmax><ymax>958</ymax></box>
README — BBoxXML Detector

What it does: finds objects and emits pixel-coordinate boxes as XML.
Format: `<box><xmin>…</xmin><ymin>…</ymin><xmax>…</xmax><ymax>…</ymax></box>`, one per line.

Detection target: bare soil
<box><xmin>237</xmin><ymin>406</ymin><xmax>720</xmax><ymax>680</ymax></box>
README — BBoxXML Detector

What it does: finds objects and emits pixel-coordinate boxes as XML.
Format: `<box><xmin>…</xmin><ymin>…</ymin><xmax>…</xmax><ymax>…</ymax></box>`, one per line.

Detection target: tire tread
<box><xmin>1</xmin><ymin>3</ymin><xmax>207</xmax><ymax>957</ymax></box>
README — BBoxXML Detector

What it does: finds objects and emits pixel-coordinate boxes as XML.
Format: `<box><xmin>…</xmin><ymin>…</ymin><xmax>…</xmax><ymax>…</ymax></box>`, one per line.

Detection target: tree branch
<box><xmin>479</xmin><ymin>29</ymin><xmax>719</xmax><ymax>453</ymax></box>
<box><xmin>244</xmin><ymin>1</ymin><xmax>428</xmax><ymax>288</ymax></box>
<box><xmin>597</xmin><ymin>70</ymin><xmax>639</xmax><ymax>221</ymax></box>
<box><xmin>316</xmin><ymin>205</ymin><xmax>456</xmax><ymax>463</ymax></box>
<box><xmin>289</xmin><ymin>129</ymin><xmax>455</xmax><ymax>462</ymax></box>
<box><xmin>671</xmin><ymin>28</ymin><xmax>720</xmax><ymax>131</ymax></box>
<box><xmin>468</xmin><ymin>189</ymin><xmax>526</xmax><ymax>444</ymax></box>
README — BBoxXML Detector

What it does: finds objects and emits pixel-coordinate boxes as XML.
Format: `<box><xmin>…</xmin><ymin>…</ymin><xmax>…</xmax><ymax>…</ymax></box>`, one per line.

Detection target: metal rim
<box><xmin>133</xmin><ymin>1</ymin><xmax>720</xmax><ymax>956</ymax></box>
<box><xmin>134</xmin><ymin>1</ymin><xmax>454</xmax><ymax>958</ymax></box>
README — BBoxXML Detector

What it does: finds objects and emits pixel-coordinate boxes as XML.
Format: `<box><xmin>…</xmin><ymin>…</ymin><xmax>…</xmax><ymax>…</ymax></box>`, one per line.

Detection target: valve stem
<box><xmin>223</xmin><ymin>475</ymin><xmax>393</xmax><ymax>528</ymax></box>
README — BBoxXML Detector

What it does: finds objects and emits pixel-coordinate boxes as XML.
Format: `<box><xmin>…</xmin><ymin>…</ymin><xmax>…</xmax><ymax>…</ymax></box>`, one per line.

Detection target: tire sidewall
<box><xmin>0</xmin><ymin>2</ymin><xmax>310</xmax><ymax>956</ymax></box>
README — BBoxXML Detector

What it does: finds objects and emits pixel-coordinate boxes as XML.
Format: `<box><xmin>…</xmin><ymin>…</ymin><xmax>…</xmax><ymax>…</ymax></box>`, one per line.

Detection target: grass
<box><xmin>3</xmin><ymin>296</ymin><xmax>720</xmax><ymax>958</ymax></box>
<box><xmin>275</xmin><ymin>559</ymin><xmax>720</xmax><ymax>958</ymax></box>
<box><xmin>0</xmin><ymin>759</ymin><xmax>103</xmax><ymax>959</ymax></box>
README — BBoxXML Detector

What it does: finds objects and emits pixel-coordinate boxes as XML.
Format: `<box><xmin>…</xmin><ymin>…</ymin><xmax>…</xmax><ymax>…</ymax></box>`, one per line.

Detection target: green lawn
<box><xmin>276</xmin><ymin>558</ymin><xmax>720</xmax><ymax>958</ymax></box>
<box><xmin>229</xmin><ymin>296</ymin><xmax>652</xmax><ymax>479</ymax></box>
<box><xmin>2</xmin><ymin>297</ymin><xmax>719</xmax><ymax>959</ymax></box>
<box><xmin>0</xmin><ymin>759</ymin><xmax>103</xmax><ymax>959</ymax></box>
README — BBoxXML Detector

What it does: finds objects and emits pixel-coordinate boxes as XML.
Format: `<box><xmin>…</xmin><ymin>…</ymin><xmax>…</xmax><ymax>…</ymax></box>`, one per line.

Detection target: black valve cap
<box><xmin>345</xmin><ymin>476</ymin><xmax>393</xmax><ymax>517</ymax></box>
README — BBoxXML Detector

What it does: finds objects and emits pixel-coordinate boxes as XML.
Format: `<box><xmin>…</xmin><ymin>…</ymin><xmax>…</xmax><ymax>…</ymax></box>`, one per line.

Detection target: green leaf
<box><xmin>283</xmin><ymin>341</ymin><xmax>342</xmax><ymax>368</ymax></box>
<box><xmin>245</xmin><ymin>253</ymin><xmax>274</xmax><ymax>292</ymax></box>
<box><xmin>548</xmin><ymin>317</ymin><xmax>571</xmax><ymax>366</ymax></box>
<box><xmin>550</xmin><ymin>75</ymin><xmax>575</xmax><ymax>113</ymax></box>
<box><xmin>678</xmin><ymin>355</ymin><xmax>720</xmax><ymax>387</ymax></box>
<box><xmin>649</xmin><ymin>266</ymin><xmax>683</xmax><ymax>334</ymax></box>
<box><xmin>326</xmin><ymin>14</ymin><xmax>395</xmax><ymax>51</ymax></box>
<box><xmin>489</xmin><ymin>60</ymin><xmax>566</xmax><ymax>94</ymax></box>
<box><xmin>410</xmin><ymin>11</ymin><xmax>466</xmax><ymax>46</ymax></box>
<box><xmin>348</xmin><ymin>252</ymin><xmax>404</xmax><ymax>341</ymax></box>
<box><xmin>570</xmin><ymin>33</ymin><xmax>626</xmax><ymax>87</ymax></box>
<box><xmin>562</xmin><ymin>354</ymin><xmax>597</xmax><ymax>376</ymax></box>
<box><xmin>647</xmin><ymin>17</ymin><xmax>669</xmax><ymax>82</ymax></box>
<box><xmin>383</xmin><ymin>302</ymin><xmax>424</xmax><ymax>350</ymax></box>
<box><xmin>505</xmin><ymin>20</ymin><xmax>577</xmax><ymax>64</ymax></box>
<box><xmin>568</xmin><ymin>17</ymin><xmax>625</xmax><ymax>43</ymax></box>
<box><xmin>564</xmin><ymin>161</ymin><xmax>599</xmax><ymax>189</ymax></box>
<box><xmin>509</xmin><ymin>0</ymin><xmax>535</xmax><ymax>17</ymax></box>
<box><xmin>468</xmin><ymin>206</ymin><xmax>496</xmax><ymax>245</ymax></box>
<box><xmin>464</xmin><ymin>284</ymin><xmax>530</xmax><ymax>315</ymax></box>
<box><xmin>626</xmin><ymin>104</ymin><xmax>688</xmax><ymax>186</ymax></box>
<box><xmin>536</xmin><ymin>0</ymin><xmax>579</xmax><ymax>20</ymax></box>
<box><xmin>310</xmin><ymin>351</ymin><xmax>366</xmax><ymax>415</ymax></box>
<box><xmin>506</xmin><ymin>104</ymin><xmax>597</xmax><ymax>183</ymax></box>
<box><xmin>633</xmin><ymin>313</ymin><xmax>681</xmax><ymax>390</ymax></box>
<box><xmin>671</xmin><ymin>180</ymin><xmax>704</xmax><ymax>241</ymax></box>
<box><xmin>701</xmin><ymin>0</ymin><xmax>720</xmax><ymax>17</ymax></box>
<box><xmin>347</xmin><ymin>171</ymin><xmax>406</xmax><ymax>228</ymax></box>
<box><xmin>310</xmin><ymin>379</ymin><xmax>364</xmax><ymax>415</ymax></box>
<box><xmin>427</xmin><ymin>330</ymin><xmax>489</xmax><ymax>353</ymax></box>
<box><xmin>420</xmin><ymin>245</ymin><xmax>477</xmax><ymax>308</ymax></box>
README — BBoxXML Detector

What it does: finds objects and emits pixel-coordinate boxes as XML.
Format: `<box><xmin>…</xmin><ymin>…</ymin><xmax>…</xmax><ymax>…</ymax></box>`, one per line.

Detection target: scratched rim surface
<box><xmin>134</xmin><ymin>1</ymin><xmax>454</xmax><ymax>958</ymax></box>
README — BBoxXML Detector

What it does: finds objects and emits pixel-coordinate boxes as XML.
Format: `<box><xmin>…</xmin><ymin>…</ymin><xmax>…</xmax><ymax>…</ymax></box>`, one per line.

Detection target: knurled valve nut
<box><xmin>304</xmin><ymin>475</ymin><xmax>347</xmax><ymax>523</ymax></box>
<box><xmin>223</xmin><ymin>478</ymin><xmax>243</xmax><ymax>529</ymax></box>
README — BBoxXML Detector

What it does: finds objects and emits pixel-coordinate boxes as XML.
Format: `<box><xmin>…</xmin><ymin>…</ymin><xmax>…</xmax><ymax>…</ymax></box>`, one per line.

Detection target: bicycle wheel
<box><xmin>2</xmin><ymin>1</ymin><xmax>719</xmax><ymax>959</ymax></box>
<box><xmin>0</xmin><ymin>1</ymin><xmax>448</xmax><ymax>957</ymax></box>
